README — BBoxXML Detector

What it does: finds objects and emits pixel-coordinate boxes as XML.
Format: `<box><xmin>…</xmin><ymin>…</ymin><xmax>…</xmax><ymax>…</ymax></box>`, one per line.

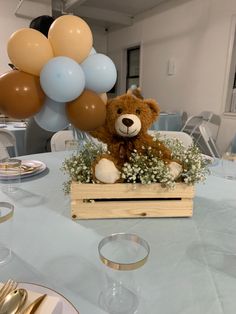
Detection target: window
<box><xmin>126</xmin><ymin>46</ymin><xmax>140</xmax><ymax>90</ymax></box>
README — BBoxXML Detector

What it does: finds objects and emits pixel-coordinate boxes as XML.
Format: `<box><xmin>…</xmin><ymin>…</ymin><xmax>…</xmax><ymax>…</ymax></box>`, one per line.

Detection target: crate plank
<box><xmin>70</xmin><ymin>182</ymin><xmax>195</xmax><ymax>219</ymax></box>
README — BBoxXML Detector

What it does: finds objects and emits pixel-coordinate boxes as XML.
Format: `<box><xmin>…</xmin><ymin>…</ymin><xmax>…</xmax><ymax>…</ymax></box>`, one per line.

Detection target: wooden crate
<box><xmin>70</xmin><ymin>182</ymin><xmax>195</xmax><ymax>219</ymax></box>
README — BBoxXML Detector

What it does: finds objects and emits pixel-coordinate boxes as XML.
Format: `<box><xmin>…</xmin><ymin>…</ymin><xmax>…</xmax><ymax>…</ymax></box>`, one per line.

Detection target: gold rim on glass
<box><xmin>0</xmin><ymin>202</ymin><xmax>14</xmax><ymax>223</ymax></box>
<box><xmin>98</xmin><ymin>233</ymin><xmax>150</xmax><ymax>271</ymax></box>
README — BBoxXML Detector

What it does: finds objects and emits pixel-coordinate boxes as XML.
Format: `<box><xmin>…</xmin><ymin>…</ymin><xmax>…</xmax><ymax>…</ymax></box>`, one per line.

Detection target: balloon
<box><xmin>7</xmin><ymin>28</ymin><xmax>53</xmax><ymax>76</ymax></box>
<box><xmin>89</xmin><ymin>47</ymin><xmax>96</xmax><ymax>56</ymax></box>
<box><xmin>0</xmin><ymin>70</ymin><xmax>45</xmax><ymax>119</ymax></box>
<box><xmin>66</xmin><ymin>90</ymin><xmax>106</xmax><ymax>131</ymax></box>
<box><xmin>29</xmin><ymin>15</ymin><xmax>55</xmax><ymax>37</ymax></box>
<box><xmin>40</xmin><ymin>56</ymin><xmax>85</xmax><ymax>102</ymax></box>
<box><xmin>34</xmin><ymin>97</ymin><xmax>69</xmax><ymax>132</ymax></box>
<box><xmin>99</xmin><ymin>93</ymin><xmax>107</xmax><ymax>104</ymax></box>
<box><xmin>48</xmin><ymin>15</ymin><xmax>93</xmax><ymax>63</ymax></box>
<box><xmin>81</xmin><ymin>53</ymin><xmax>117</xmax><ymax>93</ymax></box>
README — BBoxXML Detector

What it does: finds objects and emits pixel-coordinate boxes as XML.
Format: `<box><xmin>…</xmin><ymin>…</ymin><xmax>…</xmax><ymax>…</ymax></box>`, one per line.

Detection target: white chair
<box><xmin>0</xmin><ymin>129</ymin><xmax>18</xmax><ymax>158</ymax></box>
<box><xmin>181</xmin><ymin>111</ymin><xmax>221</xmax><ymax>157</ymax></box>
<box><xmin>148</xmin><ymin>130</ymin><xmax>193</xmax><ymax>148</ymax></box>
<box><xmin>50</xmin><ymin>130</ymin><xmax>74</xmax><ymax>152</ymax></box>
<box><xmin>198</xmin><ymin>124</ymin><xmax>221</xmax><ymax>158</ymax></box>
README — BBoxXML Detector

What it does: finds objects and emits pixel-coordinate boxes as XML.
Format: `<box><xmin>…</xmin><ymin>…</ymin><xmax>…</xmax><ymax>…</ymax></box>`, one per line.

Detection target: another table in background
<box><xmin>0</xmin><ymin>122</ymin><xmax>27</xmax><ymax>156</ymax></box>
<box><xmin>150</xmin><ymin>112</ymin><xmax>183</xmax><ymax>131</ymax></box>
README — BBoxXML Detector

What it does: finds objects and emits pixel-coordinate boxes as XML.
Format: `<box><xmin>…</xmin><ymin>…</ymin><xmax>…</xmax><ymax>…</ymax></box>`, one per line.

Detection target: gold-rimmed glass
<box><xmin>0</xmin><ymin>202</ymin><xmax>14</xmax><ymax>265</ymax></box>
<box><xmin>98</xmin><ymin>233</ymin><xmax>150</xmax><ymax>314</ymax></box>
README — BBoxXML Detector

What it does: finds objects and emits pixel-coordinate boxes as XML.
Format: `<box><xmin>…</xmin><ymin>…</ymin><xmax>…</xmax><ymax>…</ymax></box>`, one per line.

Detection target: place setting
<box><xmin>0</xmin><ymin>280</ymin><xmax>79</xmax><ymax>313</ymax></box>
<box><xmin>0</xmin><ymin>159</ymin><xmax>47</xmax><ymax>181</ymax></box>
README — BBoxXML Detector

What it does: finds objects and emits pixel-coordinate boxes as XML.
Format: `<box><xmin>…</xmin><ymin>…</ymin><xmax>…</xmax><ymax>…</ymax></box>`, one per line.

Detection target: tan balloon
<box><xmin>7</xmin><ymin>28</ymin><xmax>53</xmax><ymax>76</ymax></box>
<box><xmin>66</xmin><ymin>90</ymin><xmax>106</xmax><ymax>131</ymax></box>
<box><xmin>99</xmin><ymin>93</ymin><xmax>108</xmax><ymax>104</ymax></box>
<box><xmin>48</xmin><ymin>15</ymin><xmax>93</xmax><ymax>63</ymax></box>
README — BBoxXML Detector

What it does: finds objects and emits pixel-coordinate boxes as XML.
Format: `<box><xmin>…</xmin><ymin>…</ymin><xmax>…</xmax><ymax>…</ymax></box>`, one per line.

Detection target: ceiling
<box><xmin>17</xmin><ymin>0</ymin><xmax>187</xmax><ymax>30</ymax></box>
<box><xmin>20</xmin><ymin>0</ymin><xmax>173</xmax><ymax>30</ymax></box>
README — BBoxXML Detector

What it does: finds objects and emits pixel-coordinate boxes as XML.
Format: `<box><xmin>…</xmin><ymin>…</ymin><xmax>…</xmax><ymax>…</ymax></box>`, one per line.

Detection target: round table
<box><xmin>0</xmin><ymin>151</ymin><xmax>236</xmax><ymax>314</ymax></box>
<box><xmin>150</xmin><ymin>112</ymin><xmax>183</xmax><ymax>131</ymax></box>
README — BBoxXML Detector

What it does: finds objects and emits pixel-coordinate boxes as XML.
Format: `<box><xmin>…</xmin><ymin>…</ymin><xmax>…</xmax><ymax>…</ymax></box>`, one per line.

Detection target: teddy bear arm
<box><xmin>92</xmin><ymin>153</ymin><xmax>121</xmax><ymax>184</ymax></box>
<box><xmin>89</xmin><ymin>127</ymin><xmax>112</xmax><ymax>144</ymax></box>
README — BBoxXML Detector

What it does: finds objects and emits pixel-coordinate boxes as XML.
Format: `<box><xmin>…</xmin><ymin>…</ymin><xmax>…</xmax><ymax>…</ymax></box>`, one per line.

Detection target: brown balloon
<box><xmin>0</xmin><ymin>70</ymin><xmax>45</xmax><ymax>119</ymax></box>
<box><xmin>66</xmin><ymin>90</ymin><xmax>106</xmax><ymax>131</ymax></box>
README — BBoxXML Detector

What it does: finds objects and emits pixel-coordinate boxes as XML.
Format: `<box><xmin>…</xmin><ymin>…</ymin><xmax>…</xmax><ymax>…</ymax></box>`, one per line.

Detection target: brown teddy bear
<box><xmin>89</xmin><ymin>90</ymin><xmax>182</xmax><ymax>183</ymax></box>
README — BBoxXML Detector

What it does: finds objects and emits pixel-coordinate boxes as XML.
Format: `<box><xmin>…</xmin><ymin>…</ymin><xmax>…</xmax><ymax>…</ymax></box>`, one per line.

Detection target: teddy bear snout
<box><xmin>122</xmin><ymin>118</ymin><xmax>134</xmax><ymax>127</ymax></box>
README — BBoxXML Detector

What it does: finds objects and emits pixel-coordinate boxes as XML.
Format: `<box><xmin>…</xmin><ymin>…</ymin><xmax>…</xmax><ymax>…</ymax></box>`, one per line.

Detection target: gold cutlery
<box><xmin>21</xmin><ymin>294</ymin><xmax>47</xmax><ymax>314</ymax></box>
<box><xmin>0</xmin><ymin>280</ymin><xmax>18</xmax><ymax>304</ymax></box>
<box><xmin>0</xmin><ymin>288</ymin><xmax>27</xmax><ymax>314</ymax></box>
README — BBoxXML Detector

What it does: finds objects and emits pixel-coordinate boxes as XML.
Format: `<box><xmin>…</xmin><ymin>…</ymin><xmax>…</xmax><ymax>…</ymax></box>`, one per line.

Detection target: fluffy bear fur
<box><xmin>89</xmin><ymin>92</ymin><xmax>182</xmax><ymax>183</ymax></box>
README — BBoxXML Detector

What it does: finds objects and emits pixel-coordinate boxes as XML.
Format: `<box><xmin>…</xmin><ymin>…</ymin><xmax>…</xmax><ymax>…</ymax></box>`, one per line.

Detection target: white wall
<box><xmin>0</xmin><ymin>0</ymin><xmax>30</xmax><ymax>74</ymax></box>
<box><xmin>0</xmin><ymin>0</ymin><xmax>107</xmax><ymax>74</ymax></box>
<box><xmin>107</xmin><ymin>0</ymin><xmax>236</xmax><ymax>153</ymax></box>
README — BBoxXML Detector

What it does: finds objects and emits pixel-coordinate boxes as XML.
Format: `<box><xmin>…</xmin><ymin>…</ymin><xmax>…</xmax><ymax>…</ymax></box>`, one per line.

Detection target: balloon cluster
<box><xmin>0</xmin><ymin>15</ymin><xmax>117</xmax><ymax>132</ymax></box>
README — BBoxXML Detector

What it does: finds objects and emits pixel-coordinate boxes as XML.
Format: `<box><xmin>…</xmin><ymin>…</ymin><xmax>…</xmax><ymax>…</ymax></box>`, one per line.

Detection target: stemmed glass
<box><xmin>0</xmin><ymin>202</ymin><xmax>14</xmax><ymax>265</ymax></box>
<box><xmin>0</xmin><ymin>158</ymin><xmax>22</xmax><ymax>193</ymax></box>
<box><xmin>98</xmin><ymin>233</ymin><xmax>150</xmax><ymax>314</ymax></box>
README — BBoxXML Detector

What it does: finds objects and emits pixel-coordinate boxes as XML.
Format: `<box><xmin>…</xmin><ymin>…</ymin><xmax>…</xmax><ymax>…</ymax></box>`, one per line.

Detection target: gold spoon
<box><xmin>0</xmin><ymin>288</ymin><xmax>28</xmax><ymax>314</ymax></box>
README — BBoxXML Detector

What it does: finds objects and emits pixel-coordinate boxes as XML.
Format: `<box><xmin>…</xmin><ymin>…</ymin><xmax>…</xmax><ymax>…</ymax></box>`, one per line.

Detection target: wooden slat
<box><xmin>70</xmin><ymin>182</ymin><xmax>195</xmax><ymax>220</ymax></box>
<box><xmin>71</xmin><ymin>182</ymin><xmax>195</xmax><ymax>199</ymax></box>
<box><xmin>71</xmin><ymin>198</ymin><xmax>193</xmax><ymax>219</ymax></box>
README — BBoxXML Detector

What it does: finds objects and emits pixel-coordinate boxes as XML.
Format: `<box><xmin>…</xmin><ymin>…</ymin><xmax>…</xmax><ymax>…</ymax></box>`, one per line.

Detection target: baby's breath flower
<box><xmin>61</xmin><ymin>135</ymin><xmax>209</xmax><ymax>194</ymax></box>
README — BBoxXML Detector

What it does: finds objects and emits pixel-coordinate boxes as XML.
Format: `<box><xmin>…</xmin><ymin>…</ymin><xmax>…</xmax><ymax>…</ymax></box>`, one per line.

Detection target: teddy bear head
<box><xmin>105</xmin><ymin>93</ymin><xmax>160</xmax><ymax>138</ymax></box>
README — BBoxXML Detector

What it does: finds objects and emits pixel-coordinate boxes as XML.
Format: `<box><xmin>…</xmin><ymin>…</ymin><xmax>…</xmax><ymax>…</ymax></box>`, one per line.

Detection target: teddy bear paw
<box><xmin>168</xmin><ymin>162</ymin><xmax>183</xmax><ymax>180</ymax></box>
<box><xmin>95</xmin><ymin>158</ymin><xmax>121</xmax><ymax>183</ymax></box>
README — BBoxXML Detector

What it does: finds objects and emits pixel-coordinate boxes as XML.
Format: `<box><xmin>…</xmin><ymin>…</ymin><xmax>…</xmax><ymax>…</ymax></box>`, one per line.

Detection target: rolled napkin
<box><xmin>0</xmin><ymin>283</ymin><xmax>62</xmax><ymax>313</ymax></box>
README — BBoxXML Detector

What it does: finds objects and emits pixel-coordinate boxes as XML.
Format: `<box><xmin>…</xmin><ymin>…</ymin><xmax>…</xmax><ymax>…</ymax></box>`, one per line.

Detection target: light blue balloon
<box><xmin>40</xmin><ymin>56</ymin><xmax>85</xmax><ymax>102</ymax></box>
<box><xmin>34</xmin><ymin>97</ymin><xmax>69</xmax><ymax>132</ymax></box>
<box><xmin>81</xmin><ymin>53</ymin><xmax>117</xmax><ymax>93</ymax></box>
<box><xmin>89</xmin><ymin>47</ymin><xmax>96</xmax><ymax>55</ymax></box>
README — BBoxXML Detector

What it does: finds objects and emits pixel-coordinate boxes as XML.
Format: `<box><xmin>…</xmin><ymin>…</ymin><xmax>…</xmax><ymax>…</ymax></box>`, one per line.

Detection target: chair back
<box><xmin>200</xmin><ymin>111</ymin><xmax>221</xmax><ymax>141</ymax></box>
<box><xmin>0</xmin><ymin>129</ymin><xmax>18</xmax><ymax>158</ymax></box>
<box><xmin>148</xmin><ymin>130</ymin><xmax>193</xmax><ymax>148</ymax></box>
<box><xmin>50</xmin><ymin>130</ymin><xmax>74</xmax><ymax>152</ymax></box>
<box><xmin>198</xmin><ymin>125</ymin><xmax>221</xmax><ymax>158</ymax></box>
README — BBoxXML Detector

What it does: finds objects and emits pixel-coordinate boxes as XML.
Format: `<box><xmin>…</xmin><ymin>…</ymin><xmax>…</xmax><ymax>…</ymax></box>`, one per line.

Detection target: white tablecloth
<box><xmin>0</xmin><ymin>151</ymin><xmax>236</xmax><ymax>314</ymax></box>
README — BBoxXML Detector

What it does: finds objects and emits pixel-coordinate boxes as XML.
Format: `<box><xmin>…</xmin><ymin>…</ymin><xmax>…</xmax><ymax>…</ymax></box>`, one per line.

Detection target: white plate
<box><xmin>0</xmin><ymin>160</ymin><xmax>46</xmax><ymax>179</ymax></box>
<box><xmin>18</xmin><ymin>282</ymin><xmax>79</xmax><ymax>314</ymax></box>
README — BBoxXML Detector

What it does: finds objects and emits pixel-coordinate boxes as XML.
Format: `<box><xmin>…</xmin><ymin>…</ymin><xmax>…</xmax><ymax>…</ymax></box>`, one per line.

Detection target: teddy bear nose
<box><xmin>122</xmin><ymin>118</ymin><xmax>134</xmax><ymax>127</ymax></box>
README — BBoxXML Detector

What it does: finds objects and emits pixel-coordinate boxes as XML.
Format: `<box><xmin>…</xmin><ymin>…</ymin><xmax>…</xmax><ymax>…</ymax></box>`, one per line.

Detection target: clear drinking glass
<box><xmin>0</xmin><ymin>202</ymin><xmax>14</xmax><ymax>265</ymax></box>
<box><xmin>98</xmin><ymin>233</ymin><xmax>150</xmax><ymax>314</ymax></box>
<box><xmin>221</xmin><ymin>153</ymin><xmax>236</xmax><ymax>180</ymax></box>
<box><xmin>210</xmin><ymin>153</ymin><xmax>236</xmax><ymax>180</ymax></box>
<box><xmin>0</xmin><ymin>158</ymin><xmax>21</xmax><ymax>193</ymax></box>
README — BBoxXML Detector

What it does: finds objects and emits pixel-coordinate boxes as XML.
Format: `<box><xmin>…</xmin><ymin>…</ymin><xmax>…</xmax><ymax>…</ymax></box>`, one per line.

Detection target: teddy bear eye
<box><xmin>136</xmin><ymin>109</ymin><xmax>141</xmax><ymax>114</ymax></box>
<box><xmin>117</xmin><ymin>108</ymin><xmax>123</xmax><ymax>114</ymax></box>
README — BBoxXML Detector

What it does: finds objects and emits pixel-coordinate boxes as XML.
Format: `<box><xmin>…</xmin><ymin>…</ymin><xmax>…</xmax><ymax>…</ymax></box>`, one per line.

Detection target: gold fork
<box><xmin>0</xmin><ymin>279</ymin><xmax>18</xmax><ymax>304</ymax></box>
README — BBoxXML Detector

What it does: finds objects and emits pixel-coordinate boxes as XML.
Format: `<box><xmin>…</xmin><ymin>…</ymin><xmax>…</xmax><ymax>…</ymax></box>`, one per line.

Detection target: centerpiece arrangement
<box><xmin>0</xmin><ymin>13</ymin><xmax>209</xmax><ymax>220</ymax></box>
<box><xmin>62</xmin><ymin>89</ymin><xmax>209</xmax><ymax>219</ymax></box>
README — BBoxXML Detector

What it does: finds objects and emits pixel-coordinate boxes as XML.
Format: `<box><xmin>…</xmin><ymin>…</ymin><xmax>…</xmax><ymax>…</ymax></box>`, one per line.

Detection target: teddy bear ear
<box><xmin>144</xmin><ymin>98</ymin><xmax>160</xmax><ymax>121</ymax></box>
<box><xmin>126</xmin><ymin>86</ymin><xmax>144</xmax><ymax>100</ymax></box>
